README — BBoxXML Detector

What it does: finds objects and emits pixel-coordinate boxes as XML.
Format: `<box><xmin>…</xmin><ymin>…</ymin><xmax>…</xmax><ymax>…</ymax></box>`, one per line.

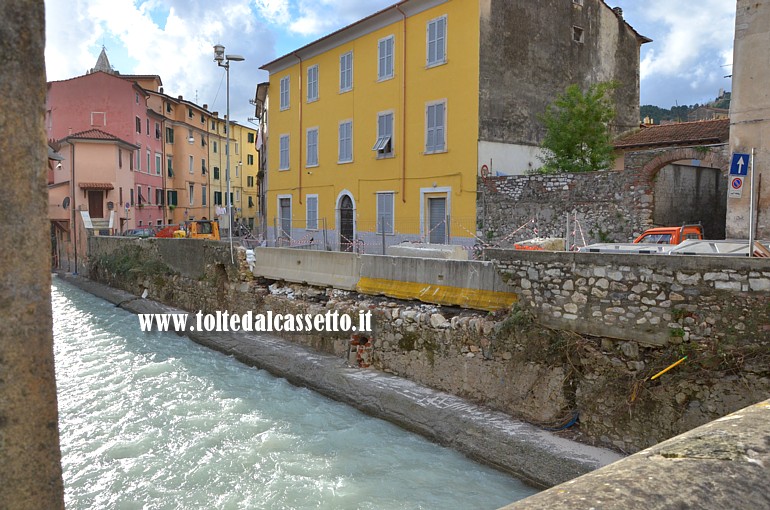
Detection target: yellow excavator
<box><xmin>171</xmin><ymin>220</ymin><xmax>220</xmax><ymax>240</ymax></box>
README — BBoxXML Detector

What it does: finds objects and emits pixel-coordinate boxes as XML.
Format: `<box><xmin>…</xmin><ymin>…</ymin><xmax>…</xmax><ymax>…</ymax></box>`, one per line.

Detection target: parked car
<box><xmin>122</xmin><ymin>227</ymin><xmax>156</xmax><ymax>238</ymax></box>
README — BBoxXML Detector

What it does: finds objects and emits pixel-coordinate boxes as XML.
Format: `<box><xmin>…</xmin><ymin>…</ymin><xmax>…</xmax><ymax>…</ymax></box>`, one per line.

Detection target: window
<box><xmin>189</xmin><ymin>155</ymin><xmax>194</xmax><ymax>174</ymax></box>
<box><xmin>213</xmin><ymin>167</ymin><xmax>220</xmax><ymax>180</ymax></box>
<box><xmin>135</xmin><ymin>116</ymin><xmax>141</xmax><ymax>133</ymax></box>
<box><xmin>146</xmin><ymin>118</ymin><xmax>150</xmax><ymax>136</ymax></box>
<box><xmin>213</xmin><ymin>141</ymin><xmax>218</xmax><ymax>153</ymax></box>
<box><xmin>427</xmin><ymin>16</ymin><xmax>447</xmax><ymax>67</ymax></box>
<box><xmin>202</xmin><ymin>185</ymin><xmax>207</xmax><ymax>206</ymax></box>
<box><xmin>135</xmin><ymin>150</ymin><xmax>141</xmax><ymax>171</ymax></box>
<box><xmin>166</xmin><ymin>102</ymin><xmax>172</xmax><ymax>113</ymax></box>
<box><xmin>155</xmin><ymin>153</ymin><xmax>162</xmax><ymax>175</ymax></box>
<box><xmin>247</xmin><ymin>176</ymin><xmax>254</xmax><ymax>187</ymax></box>
<box><xmin>146</xmin><ymin>151</ymin><xmax>151</xmax><ymax>174</ymax></box>
<box><xmin>167</xmin><ymin>190</ymin><xmax>178</xmax><ymax>206</ymax></box>
<box><xmin>188</xmin><ymin>183</ymin><xmax>194</xmax><ymax>206</ymax></box>
<box><xmin>156</xmin><ymin>189</ymin><xmax>164</xmax><ymax>205</ymax></box>
<box><xmin>573</xmin><ymin>26</ymin><xmax>584</xmax><ymax>43</ymax></box>
<box><xmin>214</xmin><ymin>191</ymin><xmax>222</xmax><ymax>205</ymax></box>
<box><xmin>188</xmin><ymin>129</ymin><xmax>194</xmax><ymax>144</ymax></box>
<box><xmin>378</xmin><ymin>36</ymin><xmax>394</xmax><ymax>80</ymax></box>
<box><xmin>137</xmin><ymin>185</ymin><xmax>144</xmax><ymax>205</ymax></box>
<box><xmin>376</xmin><ymin>192</ymin><xmax>394</xmax><ymax>234</ymax></box>
<box><xmin>135</xmin><ymin>93</ymin><xmax>140</xmax><ymax>104</ymax></box>
<box><xmin>248</xmin><ymin>196</ymin><xmax>254</xmax><ymax>208</ymax></box>
<box><xmin>188</xmin><ymin>107</ymin><xmax>194</xmax><ymax>118</ymax></box>
<box><xmin>248</xmin><ymin>132</ymin><xmax>255</xmax><ymax>143</ymax></box>
<box><xmin>235</xmin><ymin>142</ymin><xmax>239</xmax><ymax>155</ymax></box>
<box><xmin>129</xmin><ymin>150</ymin><xmax>134</xmax><ymax>171</ymax></box>
<box><xmin>279</xmin><ymin>135</ymin><xmax>290</xmax><ymax>170</ymax></box>
<box><xmin>425</xmin><ymin>101</ymin><xmax>446</xmax><ymax>153</ymax></box>
<box><xmin>235</xmin><ymin>190</ymin><xmax>240</xmax><ymax>203</ymax></box>
<box><xmin>280</xmin><ymin>75</ymin><xmax>290</xmax><ymax>110</ymax></box>
<box><xmin>307</xmin><ymin>128</ymin><xmax>319</xmax><ymax>167</ymax></box>
<box><xmin>340</xmin><ymin>51</ymin><xmax>353</xmax><ymax>92</ymax></box>
<box><xmin>306</xmin><ymin>195</ymin><xmax>318</xmax><ymax>230</ymax></box>
<box><xmin>373</xmin><ymin>113</ymin><xmax>393</xmax><ymax>157</ymax></box>
<box><xmin>307</xmin><ymin>65</ymin><xmax>319</xmax><ymax>102</ymax></box>
<box><xmin>338</xmin><ymin>120</ymin><xmax>353</xmax><ymax>163</ymax></box>
<box><xmin>130</xmin><ymin>188</ymin><xmax>134</xmax><ymax>206</ymax></box>
<box><xmin>155</xmin><ymin>122</ymin><xmax>161</xmax><ymax>139</ymax></box>
<box><xmin>167</xmin><ymin>157</ymin><xmax>173</xmax><ymax>177</ymax></box>
<box><xmin>247</xmin><ymin>154</ymin><xmax>254</xmax><ymax>165</ymax></box>
<box><xmin>201</xmin><ymin>113</ymin><xmax>205</xmax><ymax>124</ymax></box>
<box><xmin>235</xmin><ymin>163</ymin><xmax>239</xmax><ymax>178</ymax></box>
<box><xmin>201</xmin><ymin>136</ymin><xmax>206</xmax><ymax>147</ymax></box>
<box><xmin>147</xmin><ymin>186</ymin><xmax>151</xmax><ymax>205</ymax></box>
<box><xmin>118</xmin><ymin>149</ymin><xmax>122</xmax><ymax>169</ymax></box>
<box><xmin>201</xmin><ymin>159</ymin><xmax>207</xmax><ymax>175</ymax></box>
<box><xmin>166</xmin><ymin>127</ymin><xmax>174</xmax><ymax>144</ymax></box>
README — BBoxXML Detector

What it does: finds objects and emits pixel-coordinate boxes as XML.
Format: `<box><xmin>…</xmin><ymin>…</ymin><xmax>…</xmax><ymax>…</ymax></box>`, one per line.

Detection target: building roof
<box><xmin>613</xmin><ymin>118</ymin><xmax>730</xmax><ymax>150</ymax></box>
<box><xmin>261</xmin><ymin>0</ymin><xmax>650</xmax><ymax>72</ymax></box>
<box><xmin>59</xmin><ymin>128</ymin><xmax>139</xmax><ymax>149</ymax></box>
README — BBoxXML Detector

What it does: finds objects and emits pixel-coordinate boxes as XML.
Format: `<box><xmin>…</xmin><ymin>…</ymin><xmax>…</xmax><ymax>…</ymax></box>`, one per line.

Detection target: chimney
<box><xmin>178</xmin><ymin>95</ymin><xmax>183</xmax><ymax>100</ymax></box>
<box><xmin>613</xmin><ymin>7</ymin><xmax>623</xmax><ymax>18</ymax></box>
<box><xmin>203</xmin><ymin>104</ymin><xmax>208</xmax><ymax>110</ymax></box>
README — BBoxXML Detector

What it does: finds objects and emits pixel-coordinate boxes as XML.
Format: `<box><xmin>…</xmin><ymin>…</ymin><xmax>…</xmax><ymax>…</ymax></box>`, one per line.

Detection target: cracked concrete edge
<box><xmin>500</xmin><ymin>399</ymin><xmax>770</xmax><ymax>509</ymax></box>
<box><xmin>55</xmin><ymin>274</ymin><xmax>622</xmax><ymax>489</ymax></box>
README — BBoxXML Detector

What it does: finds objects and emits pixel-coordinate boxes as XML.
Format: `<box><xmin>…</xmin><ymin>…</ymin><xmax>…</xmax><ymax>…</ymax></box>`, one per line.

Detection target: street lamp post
<box><xmin>213</xmin><ymin>44</ymin><xmax>245</xmax><ymax>263</ymax></box>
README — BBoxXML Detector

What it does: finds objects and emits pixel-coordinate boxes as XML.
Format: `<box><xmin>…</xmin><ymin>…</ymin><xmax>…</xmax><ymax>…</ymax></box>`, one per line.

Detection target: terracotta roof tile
<box><xmin>614</xmin><ymin>118</ymin><xmax>730</xmax><ymax>149</ymax></box>
<box><xmin>78</xmin><ymin>182</ymin><xmax>114</xmax><ymax>190</ymax></box>
<box><xmin>59</xmin><ymin>129</ymin><xmax>138</xmax><ymax>148</ymax></box>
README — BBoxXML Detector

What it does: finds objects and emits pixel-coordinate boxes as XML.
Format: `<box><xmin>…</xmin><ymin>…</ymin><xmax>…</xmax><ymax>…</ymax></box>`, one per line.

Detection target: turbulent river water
<box><xmin>53</xmin><ymin>280</ymin><xmax>537</xmax><ymax>509</ymax></box>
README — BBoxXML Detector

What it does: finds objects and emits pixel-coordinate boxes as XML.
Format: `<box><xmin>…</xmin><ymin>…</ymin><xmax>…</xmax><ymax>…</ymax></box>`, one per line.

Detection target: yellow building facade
<box><xmin>261</xmin><ymin>0</ymin><xmax>480</xmax><ymax>250</ymax></box>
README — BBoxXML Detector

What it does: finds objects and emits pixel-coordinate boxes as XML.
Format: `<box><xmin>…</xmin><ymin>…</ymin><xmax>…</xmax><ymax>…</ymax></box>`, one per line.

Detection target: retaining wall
<box><xmin>87</xmin><ymin>237</ymin><xmax>770</xmax><ymax>455</ymax></box>
<box><xmin>488</xmin><ymin>249</ymin><xmax>770</xmax><ymax>346</ymax></box>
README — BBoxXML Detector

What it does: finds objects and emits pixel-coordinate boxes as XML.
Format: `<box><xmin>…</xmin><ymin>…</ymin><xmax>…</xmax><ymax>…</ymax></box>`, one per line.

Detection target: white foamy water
<box><xmin>53</xmin><ymin>280</ymin><xmax>537</xmax><ymax>509</ymax></box>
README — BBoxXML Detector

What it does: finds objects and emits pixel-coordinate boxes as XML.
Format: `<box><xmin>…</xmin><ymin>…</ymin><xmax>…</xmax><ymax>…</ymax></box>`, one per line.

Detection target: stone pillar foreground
<box><xmin>0</xmin><ymin>1</ymin><xmax>65</xmax><ymax>508</ymax></box>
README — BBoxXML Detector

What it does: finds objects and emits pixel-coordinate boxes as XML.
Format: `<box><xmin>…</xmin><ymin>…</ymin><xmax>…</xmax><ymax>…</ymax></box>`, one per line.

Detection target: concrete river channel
<box><xmin>53</xmin><ymin>280</ymin><xmax>538</xmax><ymax>509</ymax></box>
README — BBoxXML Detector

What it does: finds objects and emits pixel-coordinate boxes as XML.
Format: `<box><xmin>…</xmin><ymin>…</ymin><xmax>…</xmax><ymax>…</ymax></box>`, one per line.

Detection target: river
<box><xmin>53</xmin><ymin>280</ymin><xmax>537</xmax><ymax>509</ymax></box>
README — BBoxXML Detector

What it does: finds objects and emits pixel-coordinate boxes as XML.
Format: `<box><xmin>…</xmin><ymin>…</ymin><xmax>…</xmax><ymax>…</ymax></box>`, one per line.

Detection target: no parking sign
<box><xmin>729</xmin><ymin>176</ymin><xmax>744</xmax><ymax>199</ymax></box>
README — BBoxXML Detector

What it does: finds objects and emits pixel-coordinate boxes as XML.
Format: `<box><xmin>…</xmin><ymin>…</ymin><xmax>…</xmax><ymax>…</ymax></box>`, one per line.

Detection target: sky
<box><xmin>44</xmin><ymin>0</ymin><xmax>737</xmax><ymax>124</ymax></box>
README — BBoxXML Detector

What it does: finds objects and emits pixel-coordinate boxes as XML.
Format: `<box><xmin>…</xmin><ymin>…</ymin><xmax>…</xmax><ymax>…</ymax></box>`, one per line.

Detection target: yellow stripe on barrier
<box><xmin>356</xmin><ymin>277</ymin><xmax>517</xmax><ymax>312</ymax></box>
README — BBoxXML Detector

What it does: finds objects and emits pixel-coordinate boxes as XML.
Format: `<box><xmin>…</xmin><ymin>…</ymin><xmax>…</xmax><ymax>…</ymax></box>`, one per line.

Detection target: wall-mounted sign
<box><xmin>728</xmin><ymin>176</ymin><xmax>744</xmax><ymax>199</ymax></box>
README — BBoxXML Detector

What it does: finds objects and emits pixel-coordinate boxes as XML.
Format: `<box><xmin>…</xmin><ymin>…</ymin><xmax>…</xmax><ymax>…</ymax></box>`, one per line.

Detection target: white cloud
<box><xmin>254</xmin><ymin>0</ymin><xmax>291</xmax><ymax>25</ymax></box>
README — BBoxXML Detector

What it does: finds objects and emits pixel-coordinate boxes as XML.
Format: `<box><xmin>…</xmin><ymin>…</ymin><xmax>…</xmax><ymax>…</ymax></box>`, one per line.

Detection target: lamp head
<box><xmin>56</xmin><ymin>162</ymin><xmax>63</xmax><ymax>170</ymax></box>
<box><xmin>213</xmin><ymin>44</ymin><xmax>225</xmax><ymax>63</ymax></box>
<box><xmin>226</xmin><ymin>54</ymin><xmax>245</xmax><ymax>62</ymax></box>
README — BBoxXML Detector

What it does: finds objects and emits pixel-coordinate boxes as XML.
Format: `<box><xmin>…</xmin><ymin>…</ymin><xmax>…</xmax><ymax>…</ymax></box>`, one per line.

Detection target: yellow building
<box><xmin>260</xmin><ymin>0</ymin><xmax>646</xmax><ymax>251</ymax></box>
<box><xmin>206</xmin><ymin>118</ymin><xmax>259</xmax><ymax>232</ymax></box>
<box><xmin>261</xmin><ymin>0</ymin><xmax>480</xmax><ymax>250</ymax></box>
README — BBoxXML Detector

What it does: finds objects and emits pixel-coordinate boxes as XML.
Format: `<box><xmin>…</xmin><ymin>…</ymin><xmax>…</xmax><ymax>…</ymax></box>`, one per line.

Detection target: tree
<box><xmin>538</xmin><ymin>82</ymin><xmax>617</xmax><ymax>174</ymax></box>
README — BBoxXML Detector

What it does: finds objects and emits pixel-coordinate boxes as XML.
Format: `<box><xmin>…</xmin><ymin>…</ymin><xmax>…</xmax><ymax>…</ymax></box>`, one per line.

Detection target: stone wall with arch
<box><xmin>478</xmin><ymin>145</ymin><xmax>730</xmax><ymax>247</ymax></box>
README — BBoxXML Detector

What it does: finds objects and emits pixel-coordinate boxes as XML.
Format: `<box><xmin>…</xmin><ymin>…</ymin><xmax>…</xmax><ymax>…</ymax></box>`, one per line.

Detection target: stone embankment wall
<box><xmin>488</xmin><ymin>249</ymin><xmax>770</xmax><ymax>346</ymax></box>
<box><xmin>87</xmin><ymin>237</ymin><xmax>770</xmax><ymax>454</ymax></box>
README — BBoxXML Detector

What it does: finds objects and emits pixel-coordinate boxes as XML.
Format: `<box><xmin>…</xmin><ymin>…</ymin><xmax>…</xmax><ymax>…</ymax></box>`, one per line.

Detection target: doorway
<box><xmin>428</xmin><ymin>197</ymin><xmax>447</xmax><ymax>244</ymax></box>
<box><xmin>88</xmin><ymin>190</ymin><xmax>104</xmax><ymax>218</ymax></box>
<box><xmin>339</xmin><ymin>195</ymin><xmax>354</xmax><ymax>252</ymax></box>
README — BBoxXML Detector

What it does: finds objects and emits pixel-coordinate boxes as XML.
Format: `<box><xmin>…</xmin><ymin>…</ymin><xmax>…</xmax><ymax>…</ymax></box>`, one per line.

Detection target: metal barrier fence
<box><xmin>265</xmin><ymin>216</ymin><xmax>483</xmax><ymax>256</ymax></box>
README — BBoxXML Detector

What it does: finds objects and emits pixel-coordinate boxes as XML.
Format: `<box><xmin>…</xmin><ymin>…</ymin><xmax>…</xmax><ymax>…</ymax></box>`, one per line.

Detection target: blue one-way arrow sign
<box><xmin>730</xmin><ymin>153</ymin><xmax>750</xmax><ymax>176</ymax></box>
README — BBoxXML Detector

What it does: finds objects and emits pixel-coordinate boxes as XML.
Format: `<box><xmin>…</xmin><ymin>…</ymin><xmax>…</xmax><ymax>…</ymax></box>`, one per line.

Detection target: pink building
<box><xmin>48</xmin><ymin>130</ymin><xmax>138</xmax><ymax>272</ymax></box>
<box><xmin>46</xmin><ymin>49</ymin><xmax>165</xmax><ymax>229</ymax></box>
